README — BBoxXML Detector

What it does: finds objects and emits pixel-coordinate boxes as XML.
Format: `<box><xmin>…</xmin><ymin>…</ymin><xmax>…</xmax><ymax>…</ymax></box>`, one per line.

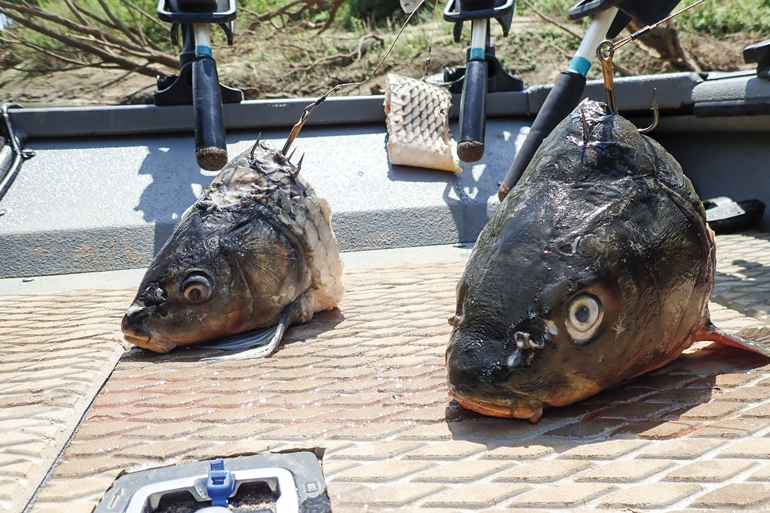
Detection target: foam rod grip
<box><xmin>192</xmin><ymin>55</ymin><xmax>228</xmax><ymax>171</ymax></box>
<box><xmin>498</xmin><ymin>70</ymin><xmax>587</xmax><ymax>200</ymax></box>
<box><xmin>457</xmin><ymin>58</ymin><xmax>488</xmax><ymax>163</ymax></box>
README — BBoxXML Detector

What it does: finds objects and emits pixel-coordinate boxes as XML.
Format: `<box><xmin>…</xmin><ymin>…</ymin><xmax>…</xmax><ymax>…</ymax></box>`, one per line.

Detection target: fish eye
<box><xmin>566</xmin><ymin>294</ymin><xmax>603</xmax><ymax>342</ymax></box>
<box><xmin>180</xmin><ymin>273</ymin><xmax>213</xmax><ymax>303</ymax></box>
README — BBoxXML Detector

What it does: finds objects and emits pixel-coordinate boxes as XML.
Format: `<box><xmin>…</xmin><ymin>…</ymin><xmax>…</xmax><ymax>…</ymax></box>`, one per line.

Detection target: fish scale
<box><xmin>384</xmin><ymin>74</ymin><xmax>461</xmax><ymax>172</ymax></box>
<box><xmin>208</xmin><ymin>145</ymin><xmax>344</xmax><ymax>313</ymax></box>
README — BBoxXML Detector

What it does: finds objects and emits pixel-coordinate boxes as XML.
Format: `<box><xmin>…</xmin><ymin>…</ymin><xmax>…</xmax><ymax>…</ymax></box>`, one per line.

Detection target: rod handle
<box><xmin>498</xmin><ymin>70</ymin><xmax>586</xmax><ymax>200</ymax></box>
<box><xmin>457</xmin><ymin>58</ymin><xmax>488</xmax><ymax>163</ymax></box>
<box><xmin>192</xmin><ymin>55</ymin><xmax>228</xmax><ymax>170</ymax></box>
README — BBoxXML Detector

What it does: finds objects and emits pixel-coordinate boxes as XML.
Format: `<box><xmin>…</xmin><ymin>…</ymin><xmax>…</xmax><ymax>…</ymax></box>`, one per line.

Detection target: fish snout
<box><xmin>446</xmin><ymin>350</ymin><xmax>543</xmax><ymax>422</ymax></box>
<box><xmin>446</xmin><ymin>324</ymin><xmax>550</xmax><ymax>421</ymax></box>
<box><xmin>121</xmin><ymin>302</ymin><xmax>147</xmax><ymax>333</ymax></box>
<box><xmin>121</xmin><ymin>302</ymin><xmax>158</xmax><ymax>348</ymax></box>
<box><xmin>446</xmin><ymin>331</ymin><xmax>511</xmax><ymax>392</ymax></box>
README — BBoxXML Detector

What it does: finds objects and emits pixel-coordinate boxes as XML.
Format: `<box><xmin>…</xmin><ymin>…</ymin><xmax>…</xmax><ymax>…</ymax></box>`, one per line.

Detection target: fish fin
<box><xmin>200</xmin><ymin>299</ymin><xmax>301</xmax><ymax>362</ymax></box>
<box><xmin>202</xmin><ymin>324</ymin><xmax>278</xmax><ymax>351</ymax></box>
<box><xmin>693</xmin><ymin>321</ymin><xmax>770</xmax><ymax>358</ymax></box>
<box><xmin>249</xmin><ymin>134</ymin><xmax>262</xmax><ymax>160</ymax></box>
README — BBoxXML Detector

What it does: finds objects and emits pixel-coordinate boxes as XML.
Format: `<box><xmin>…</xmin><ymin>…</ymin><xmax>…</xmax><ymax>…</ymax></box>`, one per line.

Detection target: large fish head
<box><xmin>447</xmin><ymin>100</ymin><xmax>711</xmax><ymax>422</ymax></box>
<box><xmin>446</xmin><ymin>206</ymin><xmax>630</xmax><ymax>422</ymax></box>
<box><xmin>122</xmin><ymin>204</ymin><xmax>309</xmax><ymax>353</ymax></box>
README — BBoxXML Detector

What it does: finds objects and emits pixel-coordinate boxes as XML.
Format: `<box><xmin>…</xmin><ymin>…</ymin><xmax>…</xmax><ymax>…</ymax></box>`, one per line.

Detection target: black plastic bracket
<box><xmin>567</xmin><ymin>0</ymin><xmax>620</xmax><ymax>20</ymax></box>
<box><xmin>158</xmin><ymin>0</ymin><xmax>236</xmax><ymax>24</ymax></box>
<box><xmin>443</xmin><ymin>0</ymin><xmax>515</xmax><ymax>37</ymax></box>
<box><xmin>568</xmin><ymin>0</ymin><xmax>680</xmax><ymax>39</ymax></box>
<box><xmin>442</xmin><ymin>49</ymin><xmax>523</xmax><ymax>94</ymax></box>
<box><xmin>155</xmin><ymin>61</ymin><xmax>244</xmax><ymax>106</ymax></box>
<box><xmin>744</xmin><ymin>39</ymin><xmax>770</xmax><ymax>80</ymax></box>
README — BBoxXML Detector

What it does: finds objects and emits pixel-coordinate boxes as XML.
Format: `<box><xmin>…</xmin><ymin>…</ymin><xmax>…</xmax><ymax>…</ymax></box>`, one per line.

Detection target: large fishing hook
<box><xmin>592</xmin><ymin>0</ymin><xmax>707</xmax><ymax>134</ymax></box>
<box><xmin>596</xmin><ymin>40</ymin><xmax>658</xmax><ymax>134</ymax></box>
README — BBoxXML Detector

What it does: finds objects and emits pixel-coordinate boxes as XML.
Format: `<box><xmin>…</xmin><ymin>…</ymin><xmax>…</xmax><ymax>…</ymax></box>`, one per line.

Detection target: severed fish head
<box><xmin>122</xmin><ymin>179</ymin><xmax>311</xmax><ymax>353</ymax></box>
<box><xmin>447</xmin><ymin>100</ymin><xmax>714</xmax><ymax>422</ymax></box>
<box><xmin>122</xmin><ymin>142</ymin><xmax>343</xmax><ymax>355</ymax></box>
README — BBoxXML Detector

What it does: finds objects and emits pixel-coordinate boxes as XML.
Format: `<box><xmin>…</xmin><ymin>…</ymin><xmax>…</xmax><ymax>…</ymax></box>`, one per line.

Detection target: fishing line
<box><xmin>596</xmin><ymin>0</ymin><xmax>705</xmax><ymax>127</ymax></box>
<box><xmin>423</xmin><ymin>0</ymin><xmax>442</xmax><ymax>79</ymax></box>
<box><xmin>609</xmin><ymin>0</ymin><xmax>707</xmax><ymax>52</ymax></box>
<box><xmin>282</xmin><ymin>0</ymin><xmax>429</xmax><ymax>155</ymax></box>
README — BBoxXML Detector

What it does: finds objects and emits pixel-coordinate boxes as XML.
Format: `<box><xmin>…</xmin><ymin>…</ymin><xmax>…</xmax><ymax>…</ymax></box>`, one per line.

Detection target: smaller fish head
<box><xmin>121</xmin><ymin>211</ymin><xmax>254</xmax><ymax>352</ymax></box>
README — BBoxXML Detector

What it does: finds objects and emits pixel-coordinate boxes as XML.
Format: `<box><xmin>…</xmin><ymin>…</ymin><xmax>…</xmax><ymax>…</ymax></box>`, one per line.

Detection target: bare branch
<box><xmin>318</xmin><ymin>0</ymin><xmax>346</xmax><ymax>34</ymax></box>
<box><xmin>123</xmin><ymin>3</ymin><xmax>148</xmax><ymax>48</ymax></box>
<box><xmin>289</xmin><ymin>32</ymin><xmax>383</xmax><ymax>72</ymax></box>
<box><xmin>519</xmin><ymin>0</ymin><xmax>582</xmax><ymax>40</ymax></box>
<box><xmin>247</xmin><ymin>0</ymin><xmax>329</xmax><ymax>30</ymax></box>
<box><xmin>120</xmin><ymin>0</ymin><xmax>168</xmax><ymax>30</ymax></box>
<box><xmin>0</xmin><ymin>1</ymin><xmax>178</xmax><ymax>68</ymax></box>
<box><xmin>0</xmin><ymin>7</ymin><xmax>171</xmax><ymax>76</ymax></box>
<box><xmin>1</xmin><ymin>32</ymin><xmax>91</xmax><ymax>67</ymax></box>
<box><xmin>118</xmin><ymin>0</ymin><xmax>167</xmax><ymax>52</ymax></box>
<box><xmin>63</xmin><ymin>0</ymin><xmax>90</xmax><ymax>27</ymax></box>
<box><xmin>66</xmin><ymin>33</ymin><xmax>159</xmax><ymax>61</ymax></box>
<box><xmin>97</xmin><ymin>0</ymin><xmax>142</xmax><ymax>47</ymax></box>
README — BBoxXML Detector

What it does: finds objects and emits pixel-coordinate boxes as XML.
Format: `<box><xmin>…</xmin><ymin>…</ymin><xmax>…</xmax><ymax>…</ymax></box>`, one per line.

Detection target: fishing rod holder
<box><xmin>155</xmin><ymin>0</ymin><xmax>244</xmax><ymax>171</ymax></box>
<box><xmin>443</xmin><ymin>0</ymin><xmax>514</xmax><ymax>36</ymax></box>
<box><xmin>744</xmin><ymin>39</ymin><xmax>770</xmax><ymax>79</ymax></box>
<box><xmin>443</xmin><ymin>0</ymin><xmax>521</xmax><ymax>162</ymax></box>
<box><xmin>569</xmin><ymin>0</ymin><xmax>682</xmax><ymax>39</ymax></box>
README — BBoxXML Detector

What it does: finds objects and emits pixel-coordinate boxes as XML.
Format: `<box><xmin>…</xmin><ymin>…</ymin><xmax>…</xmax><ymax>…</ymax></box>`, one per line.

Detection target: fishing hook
<box><xmin>637</xmin><ymin>88</ymin><xmax>659</xmax><ymax>134</ymax></box>
<box><xmin>597</xmin><ymin>42</ymin><xmax>659</xmax><ymax>134</ymax></box>
<box><xmin>597</xmin><ymin>41</ymin><xmax>618</xmax><ymax>115</ymax></box>
<box><xmin>593</xmin><ymin>0</ymin><xmax>706</xmax><ymax>132</ymax></box>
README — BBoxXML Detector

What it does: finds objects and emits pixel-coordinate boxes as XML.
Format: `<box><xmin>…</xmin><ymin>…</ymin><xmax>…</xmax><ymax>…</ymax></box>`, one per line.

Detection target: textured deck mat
<box><xmin>0</xmin><ymin>291</ymin><xmax>127</xmax><ymax>513</ymax></box>
<box><xmin>8</xmin><ymin>233</ymin><xmax>770</xmax><ymax>512</ymax></box>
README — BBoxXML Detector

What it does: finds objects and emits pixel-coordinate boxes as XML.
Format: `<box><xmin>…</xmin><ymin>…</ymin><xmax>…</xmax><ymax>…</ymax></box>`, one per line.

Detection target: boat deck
<box><xmin>6</xmin><ymin>233</ymin><xmax>770</xmax><ymax>513</ymax></box>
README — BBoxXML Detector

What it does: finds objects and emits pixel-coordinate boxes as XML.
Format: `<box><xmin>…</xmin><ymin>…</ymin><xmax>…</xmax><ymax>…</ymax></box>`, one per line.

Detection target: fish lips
<box><xmin>121</xmin><ymin>302</ymin><xmax>177</xmax><ymax>353</ymax></box>
<box><xmin>446</xmin><ymin>327</ymin><xmax>547</xmax><ymax>421</ymax></box>
<box><xmin>447</xmin><ymin>381</ymin><xmax>544</xmax><ymax>422</ymax></box>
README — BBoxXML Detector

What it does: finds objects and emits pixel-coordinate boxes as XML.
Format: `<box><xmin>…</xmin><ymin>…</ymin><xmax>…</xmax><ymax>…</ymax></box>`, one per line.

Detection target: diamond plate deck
<box><xmin>5</xmin><ymin>233</ymin><xmax>770</xmax><ymax>512</ymax></box>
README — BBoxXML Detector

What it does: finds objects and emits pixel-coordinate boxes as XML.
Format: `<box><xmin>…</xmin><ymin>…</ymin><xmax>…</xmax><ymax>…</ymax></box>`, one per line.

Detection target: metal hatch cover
<box><xmin>94</xmin><ymin>452</ymin><xmax>330</xmax><ymax>513</ymax></box>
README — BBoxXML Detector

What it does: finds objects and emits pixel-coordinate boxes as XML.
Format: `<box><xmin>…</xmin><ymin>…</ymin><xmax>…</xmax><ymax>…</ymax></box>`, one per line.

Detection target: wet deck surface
<box><xmin>6</xmin><ymin>233</ymin><xmax>770</xmax><ymax>512</ymax></box>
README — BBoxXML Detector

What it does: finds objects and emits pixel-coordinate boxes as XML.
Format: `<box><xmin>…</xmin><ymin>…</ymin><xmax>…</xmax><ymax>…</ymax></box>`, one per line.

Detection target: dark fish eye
<box><xmin>180</xmin><ymin>273</ymin><xmax>213</xmax><ymax>303</ymax></box>
<box><xmin>566</xmin><ymin>294</ymin><xmax>603</xmax><ymax>342</ymax></box>
<box><xmin>575</xmin><ymin>305</ymin><xmax>590</xmax><ymax>323</ymax></box>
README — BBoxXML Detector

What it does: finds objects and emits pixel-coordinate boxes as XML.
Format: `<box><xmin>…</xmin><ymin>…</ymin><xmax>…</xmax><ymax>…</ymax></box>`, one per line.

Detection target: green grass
<box><xmin>674</xmin><ymin>0</ymin><xmax>770</xmax><ymax>36</ymax></box>
<box><xmin>3</xmin><ymin>0</ymin><xmax>770</xmax><ymax>82</ymax></box>
<box><xmin>515</xmin><ymin>0</ymin><xmax>770</xmax><ymax>38</ymax></box>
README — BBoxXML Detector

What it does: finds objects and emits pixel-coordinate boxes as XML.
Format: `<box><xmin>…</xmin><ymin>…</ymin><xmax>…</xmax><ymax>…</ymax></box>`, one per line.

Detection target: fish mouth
<box><xmin>123</xmin><ymin>331</ymin><xmax>177</xmax><ymax>353</ymax></box>
<box><xmin>122</xmin><ymin>332</ymin><xmax>151</xmax><ymax>346</ymax></box>
<box><xmin>121</xmin><ymin>318</ymin><xmax>177</xmax><ymax>354</ymax></box>
<box><xmin>448</xmin><ymin>384</ymin><xmax>544</xmax><ymax>423</ymax></box>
